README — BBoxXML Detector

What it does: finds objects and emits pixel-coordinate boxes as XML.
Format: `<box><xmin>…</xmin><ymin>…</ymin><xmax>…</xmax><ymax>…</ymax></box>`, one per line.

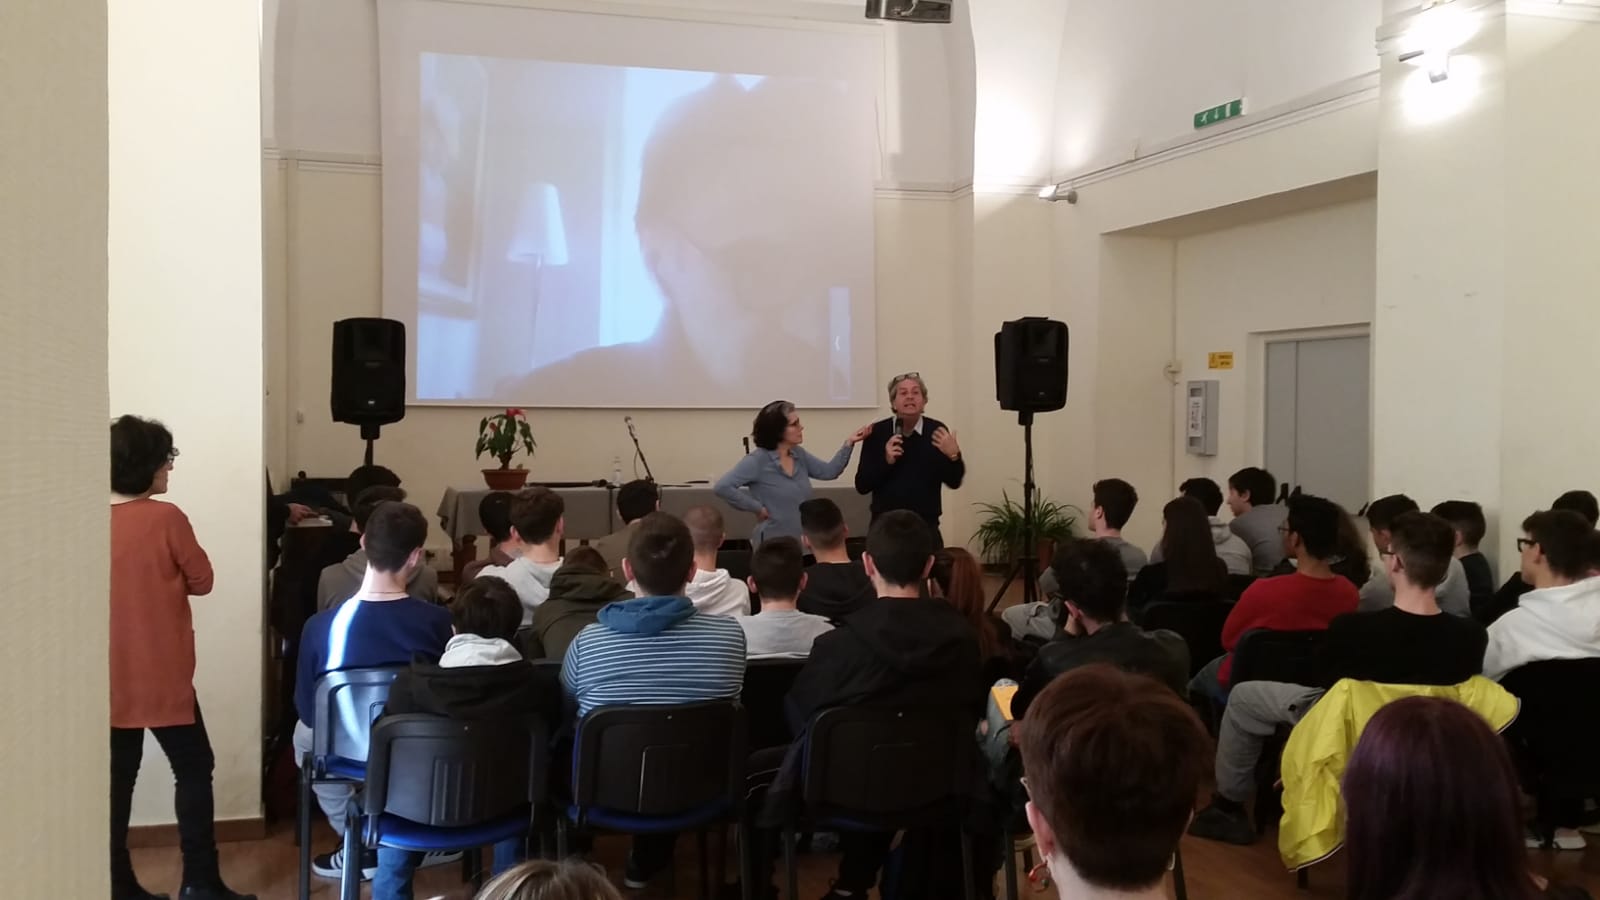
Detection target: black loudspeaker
<box><xmin>994</xmin><ymin>317</ymin><xmax>1069</xmax><ymax>413</ymax></box>
<box><xmin>331</xmin><ymin>318</ymin><xmax>406</xmax><ymax>426</ymax></box>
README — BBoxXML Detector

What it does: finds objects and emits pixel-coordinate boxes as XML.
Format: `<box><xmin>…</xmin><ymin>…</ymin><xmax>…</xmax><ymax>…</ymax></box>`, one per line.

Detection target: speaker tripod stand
<box><xmin>987</xmin><ymin>410</ymin><xmax>1042</xmax><ymax>613</ymax></box>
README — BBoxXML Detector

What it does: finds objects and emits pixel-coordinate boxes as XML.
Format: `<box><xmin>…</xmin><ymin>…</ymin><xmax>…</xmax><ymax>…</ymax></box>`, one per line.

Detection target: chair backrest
<box><xmin>311</xmin><ymin>666</ymin><xmax>405</xmax><ymax>769</ymax></box>
<box><xmin>1229</xmin><ymin>629</ymin><xmax>1327</xmax><ymax>687</ymax></box>
<box><xmin>742</xmin><ymin>658</ymin><xmax>806</xmax><ymax>749</ymax></box>
<box><xmin>572</xmin><ymin>701</ymin><xmax>746</xmax><ymax>818</ymax></box>
<box><xmin>363</xmin><ymin>714</ymin><xmax>545</xmax><ymax>828</ymax></box>
<box><xmin>1139</xmin><ymin>601</ymin><xmax>1232</xmax><ymax>677</ymax></box>
<box><xmin>1500</xmin><ymin>658</ymin><xmax>1600</xmax><ymax>795</ymax></box>
<box><xmin>800</xmin><ymin>707</ymin><xmax>974</xmax><ymax>829</ymax></box>
<box><xmin>1225</xmin><ymin>574</ymin><xmax>1257</xmax><ymax>603</ymax></box>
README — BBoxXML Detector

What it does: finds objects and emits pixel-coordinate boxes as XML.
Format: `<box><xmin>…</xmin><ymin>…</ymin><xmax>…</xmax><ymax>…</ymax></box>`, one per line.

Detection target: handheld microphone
<box><xmin>624</xmin><ymin>415</ymin><xmax>636</xmax><ymax>437</ymax></box>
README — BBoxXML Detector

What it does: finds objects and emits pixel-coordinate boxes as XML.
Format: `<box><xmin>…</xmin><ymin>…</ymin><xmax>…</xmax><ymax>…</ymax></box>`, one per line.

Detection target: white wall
<box><xmin>1172</xmin><ymin>198</ymin><xmax>1378</xmax><ymax>496</ymax></box>
<box><xmin>1052</xmin><ymin>0</ymin><xmax>1382</xmax><ymax>176</ymax></box>
<box><xmin>1</xmin><ymin>2</ymin><xmax>110</xmax><ymax>893</ymax></box>
<box><xmin>110</xmin><ymin>0</ymin><xmax>265</xmax><ymax>825</ymax></box>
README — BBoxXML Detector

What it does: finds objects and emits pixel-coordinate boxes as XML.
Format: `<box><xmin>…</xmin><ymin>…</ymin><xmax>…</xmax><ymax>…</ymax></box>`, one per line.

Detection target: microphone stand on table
<box><xmin>624</xmin><ymin>416</ymin><xmax>656</xmax><ymax>483</ymax></box>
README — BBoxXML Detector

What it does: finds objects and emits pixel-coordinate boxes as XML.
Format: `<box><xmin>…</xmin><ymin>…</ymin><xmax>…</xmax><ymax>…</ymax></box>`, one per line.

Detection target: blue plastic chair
<box><xmin>298</xmin><ymin>666</ymin><xmax>404</xmax><ymax>900</ymax></box>
<box><xmin>557</xmin><ymin>701</ymin><xmax>747</xmax><ymax>900</ymax></box>
<box><xmin>338</xmin><ymin>714</ymin><xmax>547</xmax><ymax>900</ymax></box>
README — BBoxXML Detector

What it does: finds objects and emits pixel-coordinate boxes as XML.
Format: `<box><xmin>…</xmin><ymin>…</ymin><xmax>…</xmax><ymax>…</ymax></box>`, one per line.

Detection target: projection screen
<box><xmin>377</xmin><ymin>0</ymin><xmax>883</xmax><ymax>408</ymax></box>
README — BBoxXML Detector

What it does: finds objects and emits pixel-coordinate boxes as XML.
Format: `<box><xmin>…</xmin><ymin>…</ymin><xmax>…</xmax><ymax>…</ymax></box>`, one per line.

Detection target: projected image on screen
<box><xmin>409</xmin><ymin>54</ymin><xmax>877</xmax><ymax>407</ymax></box>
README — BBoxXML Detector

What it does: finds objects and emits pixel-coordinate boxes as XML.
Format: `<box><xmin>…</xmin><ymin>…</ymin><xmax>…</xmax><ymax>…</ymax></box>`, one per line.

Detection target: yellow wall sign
<box><xmin>1208</xmin><ymin>352</ymin><xmax>1235</xmax><ymax>370</ymax></box>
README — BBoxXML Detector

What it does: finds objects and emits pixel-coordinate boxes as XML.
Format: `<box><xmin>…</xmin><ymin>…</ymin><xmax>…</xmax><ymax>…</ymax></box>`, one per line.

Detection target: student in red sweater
<box><xmin>1188</xmin><ymin>493</ymin><xmax>1359</xmax><ymax>703</ymax></box>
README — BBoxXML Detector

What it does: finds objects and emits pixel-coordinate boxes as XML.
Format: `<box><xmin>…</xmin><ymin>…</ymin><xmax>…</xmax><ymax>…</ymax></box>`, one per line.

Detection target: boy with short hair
<box><xmin>462</xmin><ymin>490</ymin><xmax>519</xmax><ymax>582</ymax></box>
<box><xmin>476</xmin><ymin>486</ymin><xmax>565</xmax><ymax>625</ymax></box>
<box><xmin>739</xmin><ymin>537</ymin><xmax>834</xmax><ymax>658</ymax></box>
<box><xmin>796</xmin><ymin>498</ymin><xmax>872</xmax><ymax>621</ymax></box>
<box><xmin>677</xmin><ymin>505</ymin><xmax>752</xmax><ymax>617</ymax></box>
<box><xmin>316</xmin><ymin>485</ymin><xmax>439</xmax><ymax>611</ymax></box>
<box><xmin>294</xmin><ymin>501</ymin><xmax>454</xmax><ymax>881</ymax></box>
<box><xmin>1430</xmin><ymin>499</ymin><xmax>1495</xmax><ymax>620</ymax></box>
<box><xmin>1226</xmin><ymin>467</ymin><xmax>1289</xmax><ymax>575</ymax></box>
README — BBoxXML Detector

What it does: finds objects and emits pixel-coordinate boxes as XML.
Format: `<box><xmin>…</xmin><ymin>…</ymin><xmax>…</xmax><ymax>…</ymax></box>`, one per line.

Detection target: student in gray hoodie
<box><xmin>1226</xmin><ymin>467</ymin><xmax>1289</xmax><ymax>576</ymax></box>
<box><xmin>315</xmin><ymin>486</ymin><xmax>438</xmax><ymax>611</ymax></box>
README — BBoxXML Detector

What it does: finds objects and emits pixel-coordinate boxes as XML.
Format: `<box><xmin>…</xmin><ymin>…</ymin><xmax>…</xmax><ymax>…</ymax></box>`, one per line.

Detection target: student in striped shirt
<box><xmin>560</xmin><ymin>511</ymin><xmax>747</xmax><ymax>889</ymax></box>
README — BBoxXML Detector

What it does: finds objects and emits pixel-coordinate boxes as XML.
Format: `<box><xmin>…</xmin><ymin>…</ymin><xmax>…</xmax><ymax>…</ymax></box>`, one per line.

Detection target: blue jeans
<box><xmin>372</xmin><ymin>837</ymin><xmax>526</xmax><ymax>900</ymax></box>
<box><xmin>1188</xmin><ymin>654</ymin><xmax>1231</xmax><ymax>706</ymax></box>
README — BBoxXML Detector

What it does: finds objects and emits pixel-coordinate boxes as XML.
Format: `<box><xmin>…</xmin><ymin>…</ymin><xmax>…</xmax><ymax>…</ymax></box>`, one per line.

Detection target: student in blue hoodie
<box><xmin>559</xmin><ymin>511</ymin><xmax>747</xmax><ymax>888</ymax></box>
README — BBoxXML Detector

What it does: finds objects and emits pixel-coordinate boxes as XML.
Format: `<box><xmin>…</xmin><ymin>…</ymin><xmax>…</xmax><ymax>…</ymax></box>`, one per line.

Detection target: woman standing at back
<box><xmin>109</xmin><ymin>415</ymin><xmax>253</xmax><ymax>900</ymax></box>
<box><xmin>1343</xmin><ymin>696</ymin><xmax>1592</xmax><ymax>900</ymax></box>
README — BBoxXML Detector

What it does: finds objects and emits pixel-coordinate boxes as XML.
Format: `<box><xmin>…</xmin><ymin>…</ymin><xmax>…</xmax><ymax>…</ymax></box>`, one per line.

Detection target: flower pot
<box><xmin>482</xmin><ymin>467</ymin><xmax>529</xmax><ymax>491</ymax></box>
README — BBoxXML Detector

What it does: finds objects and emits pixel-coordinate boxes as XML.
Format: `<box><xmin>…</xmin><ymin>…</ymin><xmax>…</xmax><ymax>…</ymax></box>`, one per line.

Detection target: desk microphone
<box><xmin>743</xmin><ymin>436</ymin><xmax>751</xmax><ymax>455</ymax></box>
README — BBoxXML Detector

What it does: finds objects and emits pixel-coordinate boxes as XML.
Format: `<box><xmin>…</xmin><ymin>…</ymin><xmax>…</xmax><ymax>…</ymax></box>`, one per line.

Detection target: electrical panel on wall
<box><xmin>1186</xmin><ymin>380</ymin><xmax>1219</xmax><ymax>456</ymax></box>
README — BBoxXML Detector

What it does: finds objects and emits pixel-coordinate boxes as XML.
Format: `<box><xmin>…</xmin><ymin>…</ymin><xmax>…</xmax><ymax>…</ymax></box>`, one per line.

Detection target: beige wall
<box><xmin>0</xmin><ymin>2</ymin><xmax>110</xmax><ymax>893</ymax></box>
<box><xmin>1172</xmin><ymin>198</ymin><xmax>1378</xmax><ymax>498</ymax></box>
<box><xmin>110</xmin><ymin>0</ymin><xmax>265</xmax><ymax>825</ymax></box>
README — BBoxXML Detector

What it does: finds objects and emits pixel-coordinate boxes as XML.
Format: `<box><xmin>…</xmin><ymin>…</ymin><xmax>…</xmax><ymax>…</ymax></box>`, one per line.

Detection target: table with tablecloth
<box><xmin>438</xmin><ymin>482</ymin><xmax>873</xmax><ymax>581</ymax></box>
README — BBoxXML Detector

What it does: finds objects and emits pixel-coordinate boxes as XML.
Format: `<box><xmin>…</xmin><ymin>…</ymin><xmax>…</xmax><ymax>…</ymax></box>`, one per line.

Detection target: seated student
<box><xmin>373</xmin><ymin>576</ymin><xmax>562</xmax><ymax>900</ymax></box>
<box><xmin>316</xmin><ymin>486</ymin><xmax>439</xmax><ymax>611</ymax></box>
<box><xmin>462</xmin><ymin>491</ymin><xmax>518</xmax><ymax>583</ymax></box>
<box><xmin>1127</xmin><ymin>496</ymin><xmax>1229</xmax><ymax>618</ymax></box>
<box><xmin>590</xmin><ymin>479</ymin><xmax>658</xmax><ymax>578</ymax></box>
<box><xmin>1008</xmin><ymin>478</ymin><xmax>1148</xmax><ymax>641</ymax></box>
<box><xmin>1431</xmin><ymin>499</ymin><xmax>1497</xmax><ymax>620</ymax></box>
<box><xmin>1151</xmin><ymin>477</ymin><xmax>1253</xmax><ymax>575</ymax></box>
<box><xmin>931</xmin><ymin>546</ymin><xmax>1020</xmax><ymax>685</ymax></box>
<box><xmin>288</xmin><ymin>464</ymin><xmax>405</xmax><ymax>637</ymax></box>
<box><xmin>526</xmin><ymin>546</ymin><xmax>631</xmax><ymax>661</ymax></box>
<box><xmin>1343</xmin><ymin>697</ymin><xmax>1595</xmax><ymax>900</ymax></box>
<box><xmin>1483</xmin><ymin>509</ymin><xmax>1600</xmax><ymax>680</ymax></box>
<box><xmin>1188</xmin><ymin>512</ymin><xmax>1487</xmax><ymax>844</ymax></box>
<box><xmin>739</xmin><ymin>537</ymin><xmax>834</xmax><ymax>658</ymax></box>
<box><xmin>1483</xmin><ymin>489</ymin><xmax>1600</xmax><ymax>624</ymax></box>
<box><xmin>1226</xmin><ymin>466</ymin><xmax>1289</xmax><ymax>575</ymax></box>
<box><xmin>559</xmin><ymin>512</ymin><xmax>747</xmax><ymax>890</ymax></box>
<box><xmin>782</xmin><ymin>511</ymin><xmax>985</xmax><ymax>900</ymax></box>
<box><xmin>1360</xmin><ymin>494</ymin><xmax>1471</xmax><ymax>616</ymax></box>
<box><xmin>1013</xmin><ymin>539</ymin><xmax>1190</xmax><ymax>719</ymax></box>
<box><xmin>676</xmin><ymin>505</ymin><xmax>752</xmax><ymax>617</ymax></box>
<box><xmin>1190</xmin><ymin>494</ymin><xmax>1360</xmax><ymax>704</ymax></box>
<box><xmin>476</xmin><ymin>487</ymin><xmax>564</xmax><ymax>625</ymax></box>
<box><xmin>294</xmin><ymin>501</ymin><xmax>455</xmax><ymax>882</ymax></box>
<box><xmin>795</xmin><ymin>497</ymin><xmax>872</xmax><ymax>621</ymax></box>
<box><xmin>1017</xmin><ymin>666</ymin><xmax>1211</xmax><ymax>900</ymax></box>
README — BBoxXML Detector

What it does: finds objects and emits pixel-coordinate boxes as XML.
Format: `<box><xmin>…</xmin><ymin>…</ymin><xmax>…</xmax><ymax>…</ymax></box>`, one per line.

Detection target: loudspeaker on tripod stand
<box><xmin>994</xmin><ymin>317</ymin><xmax>1069</xmax><ymax>412</ymax></box>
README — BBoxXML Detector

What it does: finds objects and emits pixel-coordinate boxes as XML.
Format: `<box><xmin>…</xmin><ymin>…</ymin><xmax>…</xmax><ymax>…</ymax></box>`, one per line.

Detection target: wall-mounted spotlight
<box><xmin>1399</xmin><ymin>47</ymin><xmax>1450</xmax><ymax>83</ymax></box>
<box><xmin>1038</xmin><ymin>185</ymin><xmax>1059</xmax><ymax>201</ymax></box>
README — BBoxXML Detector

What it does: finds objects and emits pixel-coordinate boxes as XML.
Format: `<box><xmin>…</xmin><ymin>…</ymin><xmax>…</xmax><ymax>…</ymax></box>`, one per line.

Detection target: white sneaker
<box><xmin>419</xmin><ymin>850</ymin><xmax>464</xmax><ymax>869</ymax></box>
<box><xmin>1526</xmin><ymin>828</ymin><xmax>1588</xmax><ymax>850</ymax></box>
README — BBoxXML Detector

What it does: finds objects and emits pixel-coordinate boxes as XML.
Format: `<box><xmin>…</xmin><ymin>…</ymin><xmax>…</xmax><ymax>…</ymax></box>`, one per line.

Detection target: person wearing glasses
<box><xmin>714</xmin><ymin>401</ymin><xmax>871</xmax><ymax>545</ymax></box>
<box><xmin>1482</xmin><ymin>508</ymin><xmax>1600</xmax><ymax>680</ymax></box>
<box><xmin>853</xmin><ymin>372</ymin><xmax>965</xmax><ymax>544</ymax></box>
<box><xmin>109</xmin><ymin>415</ymin><xmax>255</xmax><ymax>900</ymax></box>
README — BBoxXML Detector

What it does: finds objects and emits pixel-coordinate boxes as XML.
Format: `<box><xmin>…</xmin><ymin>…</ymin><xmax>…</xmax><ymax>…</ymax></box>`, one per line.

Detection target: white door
<box><xmin>1264</xmin><ymin>335</ymin><xmax>1370</xmax><ymax>512</ymax></box>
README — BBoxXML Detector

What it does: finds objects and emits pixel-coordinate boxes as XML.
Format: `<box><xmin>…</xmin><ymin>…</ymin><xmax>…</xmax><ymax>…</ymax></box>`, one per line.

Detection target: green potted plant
<box><xmin>476</xmin><ymin>408</ymin><xmax>537</xmax><ymax>490</ymax></box>
<box><xmin>972</xmin><ymin>488</ymin><xmax>1081</xmax><ymax>569</ymax></box>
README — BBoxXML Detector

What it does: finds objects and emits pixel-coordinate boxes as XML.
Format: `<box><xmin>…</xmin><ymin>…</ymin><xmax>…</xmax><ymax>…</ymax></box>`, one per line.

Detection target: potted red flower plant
<box><xmin>476</xmin><ymin>408</ymin><xmax>537</xmax><ymax>490</ymax></box>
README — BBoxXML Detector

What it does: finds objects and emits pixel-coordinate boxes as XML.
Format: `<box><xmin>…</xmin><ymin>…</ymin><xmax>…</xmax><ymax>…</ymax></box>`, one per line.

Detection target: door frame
<box><xmin>1247</xmin><ymin>323</ymin><xmax>1372</xmax><ymax>501</ymax></box>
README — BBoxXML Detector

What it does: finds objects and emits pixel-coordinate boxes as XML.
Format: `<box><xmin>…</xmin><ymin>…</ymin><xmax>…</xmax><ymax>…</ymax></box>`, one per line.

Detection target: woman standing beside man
<box><xmin>714</xmin><ymin>400</ymin><xmax>870</xmax><ymax>545</ymax></box>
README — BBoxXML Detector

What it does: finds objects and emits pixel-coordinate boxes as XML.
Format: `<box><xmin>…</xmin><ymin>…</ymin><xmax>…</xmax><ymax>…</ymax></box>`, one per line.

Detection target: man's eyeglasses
<box><xmin>1517</xmin><ymin>538</ymin><xmax>1537</xmax><ymax>552</ymax></box>
<box><xmin>166</xmin><ymin>448</ymin><xmax>181</xmax><ymax>462</ymax></box>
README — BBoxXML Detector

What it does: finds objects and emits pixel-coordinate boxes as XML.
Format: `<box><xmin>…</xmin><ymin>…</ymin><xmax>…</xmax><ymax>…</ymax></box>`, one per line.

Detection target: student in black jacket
<box><xmin>780</xmin><ymin>511</ymin><xmax>984</xmax><ymax>900</ymax></box>
<box><xmin>375</xmin><ymin>577</ymin><xmax>562</xmax><ymax>900</ymax></box>
<box><xmin>853</xmin><ymin>373</ymin><xmax>965</xmax><ymax>543</ymax></box>
<box><xmin>796</xmin><ymin>498</ymin><xmax>873</xmax><ymax>621</ymax></box>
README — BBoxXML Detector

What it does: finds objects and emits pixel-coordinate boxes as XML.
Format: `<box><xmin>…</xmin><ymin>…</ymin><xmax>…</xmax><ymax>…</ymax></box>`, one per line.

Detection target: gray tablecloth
<box><xmin>438</xmin><ymin>483</ymin><xmax>871</xmax><ymax>544</ymax></box>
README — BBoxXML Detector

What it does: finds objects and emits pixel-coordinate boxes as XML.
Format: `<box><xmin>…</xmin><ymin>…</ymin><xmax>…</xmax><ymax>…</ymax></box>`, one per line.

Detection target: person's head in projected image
<box><xmin>500</xmin><ymin>74</ymin><xmax>862</xmax><ymax>406</ymax></box>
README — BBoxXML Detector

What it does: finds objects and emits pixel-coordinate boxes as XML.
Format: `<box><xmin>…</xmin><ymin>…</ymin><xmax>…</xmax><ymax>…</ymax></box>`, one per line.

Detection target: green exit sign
<box><xmin>1194</xmin><ymin>98</ymin><xmax>1245</xmax><ymax>130</ymax></box>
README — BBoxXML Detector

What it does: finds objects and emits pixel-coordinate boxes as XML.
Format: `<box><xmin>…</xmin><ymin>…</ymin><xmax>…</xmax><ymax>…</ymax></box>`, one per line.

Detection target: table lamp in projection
<box><xmin>508</xmin><ymin>181</ymin><xmax>569</xmax><ymax>332</ymax></box>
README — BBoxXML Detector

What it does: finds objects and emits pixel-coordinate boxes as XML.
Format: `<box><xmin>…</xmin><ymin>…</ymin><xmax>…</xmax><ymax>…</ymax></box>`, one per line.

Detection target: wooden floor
<box><xmin>129</xmin><ymin>819</ymin><xmax>1600</xmax><ymax>900</ymax></box>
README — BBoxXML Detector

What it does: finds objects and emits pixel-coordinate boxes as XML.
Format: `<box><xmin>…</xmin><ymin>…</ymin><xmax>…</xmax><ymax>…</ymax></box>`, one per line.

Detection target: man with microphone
<box><xmin>854</xmin><ymin>372</ymin><xmax>965</xmax><ymax>544</ymax></box>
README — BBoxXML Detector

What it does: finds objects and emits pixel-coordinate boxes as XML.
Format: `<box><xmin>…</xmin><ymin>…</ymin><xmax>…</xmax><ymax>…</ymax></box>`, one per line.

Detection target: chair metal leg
<box><xmin>339</xmin><ymin>803</ymin><xmax>361</xmax><ymax>900</ymax></box>
<box><xmin>466</xmin><ymin>845</ymin><xmax>485</xmax><ymax>889</ymax></box>
<box><xmin>736</xmin><ymin>822</ymin><xmax>753</xmax><ymax>900</ymax></box>
<box><xmin>1002</xmin><ymin>832</ymin><xmax>1019</xmax><ymax>900</ymax></box>
<box><xmin>556</xmin><ymin>818</ymin><xmax>570</xmax><ymax>860</ymax></box>
<box><xmin>1296</xmin><ymin>867</ymin><xmax>1310</xmax><ymax>890</ymax></box>
<box><xmin>697</xmin><ymin>829</ymin><xmax>711</xmax><ymax>900</ymax></box>
<box><xmin>297</xmin><ymin>757</ymin><xmax>313</xmax><ymax>900</ymax></box>
<box><xmin>1173</xmin><ymin>846</ymin><xmax>1188</xmax><ymax>900</ymax></box>
<box><xmin>784</xmin><ymin>827</ymin><xmax>799</xmax><ymax>900</ymax></box>
<box><xmin>959</xmin><ymin>827</ymin><xmax>976</xmax><ymax>900</ymax></box>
